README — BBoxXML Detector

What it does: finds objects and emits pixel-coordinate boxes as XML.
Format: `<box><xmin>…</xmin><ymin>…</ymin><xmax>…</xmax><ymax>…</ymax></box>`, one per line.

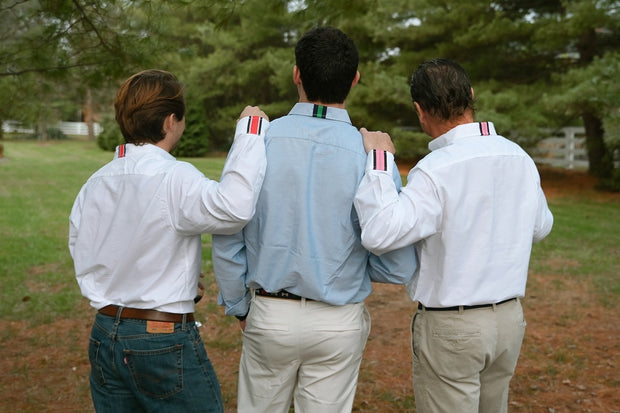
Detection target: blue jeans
<box><xmin>88</xmin><ymin>313</ymin><xmax>223</xmax><ymax>412</ymax></box>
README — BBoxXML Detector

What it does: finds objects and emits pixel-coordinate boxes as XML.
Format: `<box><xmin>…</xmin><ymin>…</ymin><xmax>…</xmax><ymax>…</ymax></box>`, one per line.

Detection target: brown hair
<box><xmin>114</xmin><ymin>69</ymin><xmax>185</xmax><ymax>144</ymax></box>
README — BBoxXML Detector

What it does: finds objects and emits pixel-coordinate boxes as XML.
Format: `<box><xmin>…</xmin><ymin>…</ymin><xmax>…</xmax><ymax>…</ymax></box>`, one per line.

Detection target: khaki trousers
<box><xmin>237</xmin><ymin>295</ymin><xmax>370</xmax><ymax>413</ymax></box>
<box><xmin>411</xmin><ymin>298</ymin><xmax>526</xmax><ymax>413</ymax></box>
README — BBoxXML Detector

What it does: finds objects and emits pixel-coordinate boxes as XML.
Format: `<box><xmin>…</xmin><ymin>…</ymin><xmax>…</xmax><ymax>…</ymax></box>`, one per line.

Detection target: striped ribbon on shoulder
<box><xmin>118</xmin><ymin>144</ymin><xmax>127</xmax><ymax>158</ymax></box>
<box><xmin>479</xmin><ymin>122</ymin><xmax>490</xmax><ymax>136</ymax></box>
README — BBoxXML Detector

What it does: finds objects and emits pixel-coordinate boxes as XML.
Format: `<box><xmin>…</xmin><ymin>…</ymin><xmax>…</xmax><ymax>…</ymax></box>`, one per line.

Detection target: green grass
<box><xmin>0</xmin><ymin>139</ymin><xmax>618</xmax><ymax>325</ymax></box>
<box><xmin>528</xmin><ymin>198</ymin><xmax>620</xmax><ymax>307</ymax></box>
<box><xmin>1</xmin><ymin>139</ymin><xmax>619</xmax><ymax>412</ymax></box>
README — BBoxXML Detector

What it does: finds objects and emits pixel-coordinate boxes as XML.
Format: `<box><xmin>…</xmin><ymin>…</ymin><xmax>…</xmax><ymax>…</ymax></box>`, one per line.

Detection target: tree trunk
<box><xmin>576</xmin><ymin>26</ymin><xmax>613</xmax><ymax>180</ymax></box>
<box><xmin>38</xmin><ymin>120</ymin><xmax>48</xmax><ymax>142</ymax></box>
<box><xmin>85</xmin><ymin>88</ymin><xmax>95</xmax><ymax>141</ymax></box>
<box><xmin>582</xmin><ymin>110</ymin><xmax>612</xmax><ymax>179</ymax></box>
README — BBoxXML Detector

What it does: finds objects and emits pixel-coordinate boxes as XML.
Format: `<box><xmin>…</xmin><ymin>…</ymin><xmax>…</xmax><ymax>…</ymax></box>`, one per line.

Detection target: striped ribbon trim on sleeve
<box><xmin>371</xmin><ymin>149</ymin><xmax>388</xmax><ymax>171</ymax></box>
<box><xmin>246</xmin><ymin>116</ymin><xmax>264</xmax><ymax>135</ymax></box>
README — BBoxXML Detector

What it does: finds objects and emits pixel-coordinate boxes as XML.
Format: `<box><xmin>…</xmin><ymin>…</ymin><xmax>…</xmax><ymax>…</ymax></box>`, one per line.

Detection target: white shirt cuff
<box><xmin>236</xmin><ymin>115</ymin><xmax>269</xmax><ymax>137</ymax></box>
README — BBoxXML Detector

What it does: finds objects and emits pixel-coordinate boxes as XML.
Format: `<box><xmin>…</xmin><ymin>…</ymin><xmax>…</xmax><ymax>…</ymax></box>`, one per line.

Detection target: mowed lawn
<box><xmin>0</xmin><ymin>140</ymin><xmax>618</xmax><ymax>412</ymax></box>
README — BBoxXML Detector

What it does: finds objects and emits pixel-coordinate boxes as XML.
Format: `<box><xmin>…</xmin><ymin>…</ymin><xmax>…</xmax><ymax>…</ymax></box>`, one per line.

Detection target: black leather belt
<box><xmin>418</xmin><ymin>297</ymin><xmax>517</xmax><ymax>312</ymax></box>
<box><xmin>255</xmin><ymin>288</ymin><xmax>310</xmax><ymax>301</ymax></box>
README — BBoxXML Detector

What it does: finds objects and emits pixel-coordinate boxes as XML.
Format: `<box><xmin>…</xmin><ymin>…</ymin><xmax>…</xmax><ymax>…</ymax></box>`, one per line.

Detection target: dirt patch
<box><xmin>0</xmin><ymin>167</ymin><xmax>618</xmax><ymax>412</ymax></box>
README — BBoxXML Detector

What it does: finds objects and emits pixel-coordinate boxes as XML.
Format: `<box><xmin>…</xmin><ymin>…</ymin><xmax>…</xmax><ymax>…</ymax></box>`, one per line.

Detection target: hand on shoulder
<box><xmin>238</xmin><ymin>106</ymin><xmax>269</xmax><ymax>122</ymax></box>
<box><xmin>360</xmin><ymin>127</ymin><xmax>395</xmax><ymax>154</ymax></box>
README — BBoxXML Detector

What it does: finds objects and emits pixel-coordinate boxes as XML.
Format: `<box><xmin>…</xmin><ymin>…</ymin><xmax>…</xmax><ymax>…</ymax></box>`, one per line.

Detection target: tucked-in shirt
<box><xmin>212</xmin><ymin>103</ymin><xmax>417</xmax><ymax>317</ymax></box>
<box><xmin>69</xmin><ymin>116</ymin><xmax>268</xmax><ymax>314</ymax></box>
<box><xmin>354</xmin><ymin>122</ymin><xmax>553</xmax><ymax>307</ymax></box>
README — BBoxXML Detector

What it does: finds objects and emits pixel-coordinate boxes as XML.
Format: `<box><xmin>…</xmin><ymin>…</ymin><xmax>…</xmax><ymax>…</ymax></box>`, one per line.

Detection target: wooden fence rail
<box><xmin>532</xmin><ymin>127</ymin><xmax>588</xmax><ymax>170</ymax></box>
<box><xmin>2</xmin><ymin>121</ymin><xmax>102</xmax><ymax>137</ymax></box>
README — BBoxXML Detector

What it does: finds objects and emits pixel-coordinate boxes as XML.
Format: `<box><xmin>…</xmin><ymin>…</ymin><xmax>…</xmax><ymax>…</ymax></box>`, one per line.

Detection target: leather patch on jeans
<box><xmin>146</xmin><ymin>321</ymin><xmax>175</xmax><ymax>334</ymax></box>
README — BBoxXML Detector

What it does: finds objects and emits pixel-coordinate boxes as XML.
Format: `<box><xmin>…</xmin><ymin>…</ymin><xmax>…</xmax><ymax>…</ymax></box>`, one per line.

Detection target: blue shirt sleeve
<box><xmin>212</xmin><ymin>230</ymin><xmax>252</xmax><ymax>317</ymax></box>
<box><xmin>364</xmin><ymin>159</ymin><xmax>418</xmax><ymax>284</ymax></box>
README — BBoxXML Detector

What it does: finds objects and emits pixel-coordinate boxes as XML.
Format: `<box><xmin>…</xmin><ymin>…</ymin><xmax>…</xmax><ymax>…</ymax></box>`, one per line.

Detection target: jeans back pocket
<box><xmin>123</xmin><ymin>344</ymin><xmax>183</xmax><ymax>399</ymax></box>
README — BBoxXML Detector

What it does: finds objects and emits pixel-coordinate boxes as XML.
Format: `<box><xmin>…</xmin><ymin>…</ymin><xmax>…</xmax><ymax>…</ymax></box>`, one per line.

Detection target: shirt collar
<box><xmin>429</xmin><ymin>122</ymin><xmax>497</xmax><ymax>151</ymax></box>
<box><xmin>114</xmin><ymin>143</ymin><xmax>175</xmax><ymax>160</ymax></box>
<box><xmin>289</xmin><ymin>102</ymin><xmax>352</xmax><ymax>124</ymax></box>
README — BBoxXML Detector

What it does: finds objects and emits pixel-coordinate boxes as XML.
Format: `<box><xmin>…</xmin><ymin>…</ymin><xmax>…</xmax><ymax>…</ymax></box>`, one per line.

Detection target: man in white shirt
<box><xmin>354</xmin><ymin>58</ymin><xmax>554</xmax><ymax>412</ymax></box>
<box><xmin>69</xmin><ymin>69</ymin><xmax>268</xmax><ymax>412</ymax></box>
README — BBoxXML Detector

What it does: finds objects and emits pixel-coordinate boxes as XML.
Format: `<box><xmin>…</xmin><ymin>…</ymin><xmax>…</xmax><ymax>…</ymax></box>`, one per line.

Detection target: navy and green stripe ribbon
<box><xmin>312</xmin><ymin>105</ymin><xmax>327</xmax><ymax>119</ymax></box>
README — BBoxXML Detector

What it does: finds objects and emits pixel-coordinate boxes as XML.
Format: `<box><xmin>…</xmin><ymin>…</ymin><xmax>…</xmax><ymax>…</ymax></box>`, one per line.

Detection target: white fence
<box><xmin>532</xmin><ymin>127</ymin><xmax>588</xmax><ymax>170</ymax></box>
<box><xmin>55</xmin><ymin>121</ymin><xmax>102</xmax><ymax>137</ymax></box>
<box><xmin>2</xmin><ymin>120</ymin><xmax>102</xmax><ymax>137</ymax></box>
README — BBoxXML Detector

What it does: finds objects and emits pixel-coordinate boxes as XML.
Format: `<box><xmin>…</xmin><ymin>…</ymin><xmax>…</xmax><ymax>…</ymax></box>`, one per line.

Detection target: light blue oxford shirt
<box><xmin>212</xmin><ymin>103</ymin><xmax>417</xmax><ymax>317</ymax></box>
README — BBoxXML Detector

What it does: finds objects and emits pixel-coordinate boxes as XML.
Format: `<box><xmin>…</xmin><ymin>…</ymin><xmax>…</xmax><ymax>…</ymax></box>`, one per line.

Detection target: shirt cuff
<box><xmin>365</xmin><ymin>149</ymin><xmax>394</xmax><ymax>175</ymax></box>
<box><xmin>236</xmin><ymin>115</ymin><xmax>269</xmax><ymax>137</ymax></box>
<box><xmin>217</xmin><ymin>290</ymin><xmax>251</xmax><ymax>318</ymax></box>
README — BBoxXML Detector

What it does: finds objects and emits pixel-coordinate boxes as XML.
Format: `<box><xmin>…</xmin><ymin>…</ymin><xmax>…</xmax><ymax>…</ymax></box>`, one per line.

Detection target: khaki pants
<box><xmin>411</xmin><ymin>298</ymin><xmax>526</xmax><ymax>413</ymax></box>
<box><xmin>237</xmin><ymin>295</ymin><xmax>370</xmax><ymax>413</ymax></box>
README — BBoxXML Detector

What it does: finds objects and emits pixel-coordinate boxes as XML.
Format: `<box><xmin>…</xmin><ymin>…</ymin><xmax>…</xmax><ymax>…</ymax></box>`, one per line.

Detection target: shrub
<box><xmin>46</xmin><ymin>127</ymin><xmax>68</xmax><ymax>140</ymax></box>
<box><xmin>391</xmin><ymin>127</ymin><xmax>430</xmax><ymax>163</ymax></box>
<box><xmin>23</xmin><ymin>127</ymin><xmax>68</xmax><ymax>140</ymax></box>
<box><xmin>96</xmin><ymin>117</ymin><xmax>123</xmax><ymax>152</ymax></box>
<box><xmin>172</xmin><ymin>100</ymin><xmax>209</xmax><ymax>157</ymax></box>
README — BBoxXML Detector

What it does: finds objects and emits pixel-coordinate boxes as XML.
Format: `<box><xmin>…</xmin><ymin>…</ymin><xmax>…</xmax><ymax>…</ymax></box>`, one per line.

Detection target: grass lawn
<box><xmin>0</xmin><ymin>140</ymin><xmax>618</xmax><ymax>412</ymax></box>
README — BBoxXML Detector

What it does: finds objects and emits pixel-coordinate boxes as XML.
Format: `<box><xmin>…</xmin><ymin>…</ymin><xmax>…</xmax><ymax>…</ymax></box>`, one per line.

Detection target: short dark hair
<box><xmin>295</xmin><ymin>26</ymin><xmax>359</xmax><ymax>104</ymax></box>
<box><xmin>114</xmin><ymin>69</ymin><xmax>185</xmax><ymax>144</ymax></box>
<box><xmin>410</xmin><ymin>58</ymin><xmax>474</xmax><ymax>121</ymax></box>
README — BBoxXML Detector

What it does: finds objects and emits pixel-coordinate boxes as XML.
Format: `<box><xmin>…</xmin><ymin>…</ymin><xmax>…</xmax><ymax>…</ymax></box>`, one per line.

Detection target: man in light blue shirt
<box><xmin>212</xmin><ymin>27</ymin><xmax>417</xmax><ymax>413</ymax></box>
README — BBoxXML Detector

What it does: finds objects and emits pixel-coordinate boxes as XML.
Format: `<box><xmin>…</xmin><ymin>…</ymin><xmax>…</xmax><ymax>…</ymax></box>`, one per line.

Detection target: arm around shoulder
<box><xmin>207</xmin><ymin>108</ymin><xmax>270</xmax><ymax>234</ymax></box>
<box><xmin>169</xmin><ymin>108</ymin><xmax>269</xmax><ymax>235</ymax></box>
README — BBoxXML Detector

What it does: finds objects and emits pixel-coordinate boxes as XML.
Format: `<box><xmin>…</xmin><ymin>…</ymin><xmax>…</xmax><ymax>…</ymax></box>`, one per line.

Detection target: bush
<box><xmin>96</xmin><ymin>117</ymin><xmax>123</xmax><ymax>152</ymax></box>
<box><xmin>391</xmin><ymin>127</ymin><xmax>430</xmax><ymax>163</ymax></box>
<box><xmin>23</xmin><ymin>127</ymin><xmax>68</xmax><ymax>140</ymax></box>
<box><xmin>46</xmin><ymin>127</ymin><xmax>68</xmax><ymax>140</ymax></box>
<box><xmin>172</xmin><ymin>100</ymin><xmax>209</xmax><ymax>157</ymax></box>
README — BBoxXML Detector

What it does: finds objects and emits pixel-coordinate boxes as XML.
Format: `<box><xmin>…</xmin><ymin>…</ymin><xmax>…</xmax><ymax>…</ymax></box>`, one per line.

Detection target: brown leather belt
<box><xmin>418</xmin><ymin>297</ymin><xmax>517</xmax><ymax>312</ymax></box>
<box><xmin>98</xmin><ymin>305</ymin><xmax>194</xmax><ymax>323</ymax></box>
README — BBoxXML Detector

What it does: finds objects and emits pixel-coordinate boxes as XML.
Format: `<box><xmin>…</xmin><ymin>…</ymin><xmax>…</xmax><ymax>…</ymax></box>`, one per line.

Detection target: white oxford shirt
<box><xmin>69</xmin><ymin>116</ymin><xmax>268</xmax><ymax>314</ymax></box>
<box><xmin>354</xmin><ymin>122</ymin><xmax>553</xmax><ymax>307</ymax></box>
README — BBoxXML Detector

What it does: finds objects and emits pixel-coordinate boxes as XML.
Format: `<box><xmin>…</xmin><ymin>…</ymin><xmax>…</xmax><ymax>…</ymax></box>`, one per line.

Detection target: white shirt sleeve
<box><xmin>170</xmin><ymin>116</ymin><xmax>268</xmax><ymax>235</ymax></box>
<box><xmin>68</xmin><ymin>188</ymin><xmax>84</xmax><ymax>259</ymax></box>
<box><xmin>533</xmin><ymin>185</ymin><xmax>554</xmax><ymax>242</ymax></box>
<box><xmin>354</xmin><ymin>150</ymin><xmax>442</xmax><ymax>256</ymax></box>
